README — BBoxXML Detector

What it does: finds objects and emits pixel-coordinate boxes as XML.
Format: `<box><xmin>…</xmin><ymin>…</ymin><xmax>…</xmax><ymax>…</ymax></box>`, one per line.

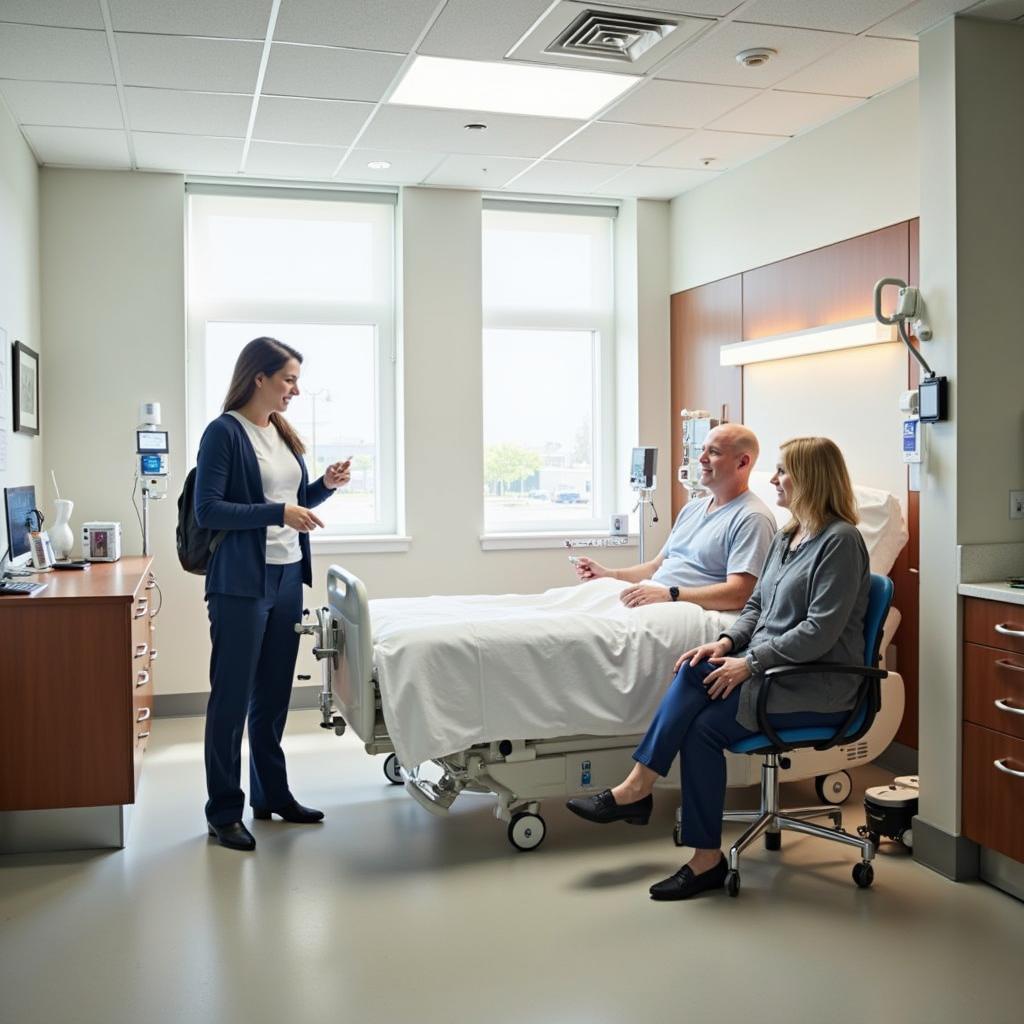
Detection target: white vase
<box><xmin>51</xmin><ymin>499</ymin><xmax>75</xmax><ymax>560</ymax></box>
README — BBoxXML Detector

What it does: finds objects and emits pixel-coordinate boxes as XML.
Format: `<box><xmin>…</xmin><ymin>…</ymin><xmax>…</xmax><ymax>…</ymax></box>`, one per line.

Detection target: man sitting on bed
<box><xmin>576</xmin><ymin>424</ymin><xmax>776</xmax><ymax>612</ymax></box>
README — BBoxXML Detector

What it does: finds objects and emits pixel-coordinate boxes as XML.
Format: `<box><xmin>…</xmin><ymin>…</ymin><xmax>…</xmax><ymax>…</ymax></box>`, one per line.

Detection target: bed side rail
<box><xmin>326</xmin><ymin>564</ymin><xmax>376</xmax><ymax>743</ymax></box>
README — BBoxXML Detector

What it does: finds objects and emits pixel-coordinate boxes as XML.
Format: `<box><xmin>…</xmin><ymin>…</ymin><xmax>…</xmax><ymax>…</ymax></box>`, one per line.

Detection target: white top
<box><xmin>227</xmin><ymin>411</ymin><xmax>301</xmax><ymax>565</ymax></box>
<box><xmin>652</xmin><ymin>490</ymin><xmax>776</xmax><ymax>588</ymax></box>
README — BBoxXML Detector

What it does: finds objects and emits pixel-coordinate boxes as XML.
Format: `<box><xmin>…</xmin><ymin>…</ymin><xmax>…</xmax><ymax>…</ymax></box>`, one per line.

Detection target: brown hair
<box><xmin>222</xmin><ymin>336</ymin><xmax>306</xmax><ymax>456</ymax></box>
<box><xmin>779</xmin><ymin>437</ymin><xmax>858</xmax><ymax>536</ymax></box>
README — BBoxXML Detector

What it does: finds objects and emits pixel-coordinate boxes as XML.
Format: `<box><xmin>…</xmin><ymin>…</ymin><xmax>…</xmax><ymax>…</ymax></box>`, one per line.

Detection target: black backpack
<box><xmin>176</xmin><ymin>467</ymin><xmax>225</xmax><ymax>575</ymax></box>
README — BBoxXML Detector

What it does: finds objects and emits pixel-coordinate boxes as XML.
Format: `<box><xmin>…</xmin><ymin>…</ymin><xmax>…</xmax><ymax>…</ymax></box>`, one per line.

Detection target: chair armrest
<box><xmin>765</xmin><ymin>662</ymin><xmax>888</xmax><ymax>681</ymax></box>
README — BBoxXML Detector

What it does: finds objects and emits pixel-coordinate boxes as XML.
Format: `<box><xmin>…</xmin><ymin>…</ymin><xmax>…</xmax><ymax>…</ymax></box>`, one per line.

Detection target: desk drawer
<box><xmin>962</xmin><ymin>723</ymin><xmax>1024</xmax><ymax>863</ymax></box>
<box><xmin>963</xmin><ymin>643</ymin><xmax>1024</xmax><ymax>741</ymax></box>
<box><xmin>963</xmin><ymin>598</ymin><xmax>1024</xmax><ymax>655</ymax></box>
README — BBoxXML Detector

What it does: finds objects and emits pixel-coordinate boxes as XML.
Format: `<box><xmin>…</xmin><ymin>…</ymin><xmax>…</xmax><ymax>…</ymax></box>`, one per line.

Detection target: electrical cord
<box><xmin>898</xmin><ymin>319</ymin><xmax>935</xmax><ymax>379</ymax></box>
<box><xmin>130</xmin><ymin>472</ymin><xmax>144</xmax><ymax>544</ymax></box>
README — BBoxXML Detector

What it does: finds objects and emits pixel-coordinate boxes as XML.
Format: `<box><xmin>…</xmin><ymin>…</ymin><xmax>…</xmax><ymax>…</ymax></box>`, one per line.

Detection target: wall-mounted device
<box><xmin>82</xmin><ymin>522</ymin><xmax>122</xmax><ymax>562</ymax></box>
<box><xmin>136</xmin><ymin>403</ymin><xmax>169</xmax><ymax>554</ymax></box>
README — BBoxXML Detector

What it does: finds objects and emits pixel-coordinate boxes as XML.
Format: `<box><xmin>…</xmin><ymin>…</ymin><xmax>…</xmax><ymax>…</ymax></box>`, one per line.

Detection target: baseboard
<box><xmin>874</xmin><ymin>740</ymin><xmax>918</xmax><ymax>776</ymax></box>
<box><xmin>153</xmin><ymin>685</ymin><xmax>320</xmax><ymax>719</ymax></box>
<box><xmin>912</xmin><ymin>815</ymin><xmax>980</xmax><ymax>881</ymax></box>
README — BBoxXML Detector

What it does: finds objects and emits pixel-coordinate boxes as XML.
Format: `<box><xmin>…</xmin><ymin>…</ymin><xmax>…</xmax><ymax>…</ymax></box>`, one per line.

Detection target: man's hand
<box><xmin>674</xmin><ymin>637</ymin><xmax>733</xmax><ymax>672</ymax></box>
<box><xmin>620</xmin><ymin>581</ymin><xmax>671</xmax><ymax>607</ymax></box>
<box><xmin>324</xmin><ymin>459</ymin><xmax>351</xmax><ymax>490</ymax></box>
<box><xmin>575</xmin><ymin>557</ymin><xmax>611</xmax><ymax>581</ymax></box>
<box><xmin>703</xmin><ymin>656</ymin><xmax>752</xmax><ymax>700</ymax></box>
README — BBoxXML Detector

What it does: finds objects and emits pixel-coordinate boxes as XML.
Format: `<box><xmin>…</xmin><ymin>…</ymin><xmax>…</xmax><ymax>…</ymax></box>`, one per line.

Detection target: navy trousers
<box><xmin>633</xmin><ymin>660</ymin><xmax>847</xmax><ymax>849</ymax></box>
<box><xmin>204</xmin><ymin>561</ymin><xmax>303</xmax><ymax>826</ymax></box>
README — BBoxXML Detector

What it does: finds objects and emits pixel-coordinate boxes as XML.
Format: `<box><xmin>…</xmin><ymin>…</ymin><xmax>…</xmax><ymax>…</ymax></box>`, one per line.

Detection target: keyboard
<box><xmin>0</xmin><ymin>579</ymin><xmax>47</xmax><ymax>596</ymax></box>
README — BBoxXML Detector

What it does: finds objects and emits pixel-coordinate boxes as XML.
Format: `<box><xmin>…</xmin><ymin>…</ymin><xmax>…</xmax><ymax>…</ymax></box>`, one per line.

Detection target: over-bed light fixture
<box><xmin>719</xmin><ymin>318</ymin><xmax>898</xmax><ymax>366</ymax></box>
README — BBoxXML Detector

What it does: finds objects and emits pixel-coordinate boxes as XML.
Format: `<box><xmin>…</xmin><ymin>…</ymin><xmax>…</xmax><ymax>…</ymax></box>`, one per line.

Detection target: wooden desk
<box><xmin>0</xmin><ymin>558</ymin><xmax>158</xmax><ymax>849</ymax></box>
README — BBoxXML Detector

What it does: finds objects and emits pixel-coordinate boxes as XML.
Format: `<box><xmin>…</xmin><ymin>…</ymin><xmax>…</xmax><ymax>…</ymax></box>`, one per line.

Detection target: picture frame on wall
<box><xmin>12</xmin><ymin>340</ymin><xmax>39</xmax><ymax>436</ymax></box>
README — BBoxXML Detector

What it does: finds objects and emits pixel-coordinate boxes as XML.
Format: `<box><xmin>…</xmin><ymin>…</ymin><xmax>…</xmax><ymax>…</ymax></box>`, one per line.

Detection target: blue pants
<box><xmin>633</xmin><ymin>661</ymin><xmax>847</xmax><ymax>849</ymax></box>
<box><xmin>204</xmin><ymin>562</ymin><xmax>303</xmax><ymax>825</ymax></box>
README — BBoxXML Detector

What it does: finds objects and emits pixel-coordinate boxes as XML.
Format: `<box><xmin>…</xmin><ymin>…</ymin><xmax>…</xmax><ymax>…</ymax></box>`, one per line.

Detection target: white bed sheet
<box><xmin>370</xmin><ymin>579</ymin><xmax>736</xmax><ymax>767</ymax></box>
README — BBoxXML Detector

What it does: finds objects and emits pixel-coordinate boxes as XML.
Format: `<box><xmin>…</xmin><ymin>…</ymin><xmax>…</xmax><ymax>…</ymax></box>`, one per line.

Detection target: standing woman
<box><xmin>195</xmin><ymin>337</ymin><xmax>351</xmax><ymax>851</ymax></box>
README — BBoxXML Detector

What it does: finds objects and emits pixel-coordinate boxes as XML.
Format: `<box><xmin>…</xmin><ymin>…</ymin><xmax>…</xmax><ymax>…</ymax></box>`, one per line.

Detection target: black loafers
<box><xmin>207</xmin><ymin>820</ymin><xmax>256</xmax><ymax>851</ymax></box>
<box><xmin>649</xmin><ymin>854</ymin><xmax>728</xmax><ymax>900</ymax></box>
<box><xmin>566</xmin><ymin>789</ymin><xmax>653</xmax><ymax>826</ymax></box>
<box><xmin>252</xmin><ymin>800</ymin><xmax>324</xmax><ymax>824</ymax></box>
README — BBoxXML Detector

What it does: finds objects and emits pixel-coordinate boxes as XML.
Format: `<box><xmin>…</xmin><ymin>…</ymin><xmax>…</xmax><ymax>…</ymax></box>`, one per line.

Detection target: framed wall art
<box><xmin>12</xmin><ymin>340</ymin><xmax>39</xmax><ymax>436</ymax></box>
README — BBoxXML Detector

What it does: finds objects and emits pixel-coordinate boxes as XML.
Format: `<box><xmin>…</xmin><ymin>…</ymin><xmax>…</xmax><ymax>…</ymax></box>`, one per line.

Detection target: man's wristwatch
<box><xmin>669</xmin><ymin>586</ymin><xmax>680</xmax><ymax>602</ymax></box>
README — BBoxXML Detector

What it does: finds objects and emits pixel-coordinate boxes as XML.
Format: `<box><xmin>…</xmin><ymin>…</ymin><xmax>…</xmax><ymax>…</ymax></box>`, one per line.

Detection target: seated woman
<box><xmin>567</xmin><ymin>436</ymin><xmax>870</xmax><ymax>901</ymax></box>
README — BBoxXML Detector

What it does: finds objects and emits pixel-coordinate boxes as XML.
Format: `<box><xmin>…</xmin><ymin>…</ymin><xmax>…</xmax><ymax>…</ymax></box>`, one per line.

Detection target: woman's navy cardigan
<box><xmin>194</xmin><ymin>413</ymin><xmax>331</xmax><ymax>598</ymax></box>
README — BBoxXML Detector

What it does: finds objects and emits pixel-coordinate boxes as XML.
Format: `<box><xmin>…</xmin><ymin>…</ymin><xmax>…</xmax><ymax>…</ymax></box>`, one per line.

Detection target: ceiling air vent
<box><xmin>545</xmin><ymin>10</ymin><xmax>678</xmax><ymax>64</ymax></box>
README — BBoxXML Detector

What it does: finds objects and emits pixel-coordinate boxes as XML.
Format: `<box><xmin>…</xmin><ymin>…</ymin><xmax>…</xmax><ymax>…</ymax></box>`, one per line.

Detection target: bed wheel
<box><xmin>814</xmin><ymin>770</ymin><xmax>852</xmax><ymax>805</ymax></box>
<box><xmin>508</xmin><ymin>812</ymin><xmax>546</xmax><ymax>852</ymax></box>
<box><xmin>383</xmin><ymin>753</ymin><xmax>403</xmax><ymax>786</ymax></box>
<box><xmin>726</xmin><ymin>870</ymin><xmax>740</xmax><ymax>897</ymax></box>
<box><xmin>853</xmin><ymin>862</ymin><xmax>874</xmax><ymax>889</ymax></box>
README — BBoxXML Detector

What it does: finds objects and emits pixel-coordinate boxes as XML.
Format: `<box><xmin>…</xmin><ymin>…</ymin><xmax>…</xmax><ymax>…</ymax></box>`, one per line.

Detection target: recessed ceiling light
<box><xmin>736</xmin><ymin>47</ymin><xmax>777</xmax><ymax>68</ymax></box>
<box><xmin>367</xmin><ymin>160</ymin><xmax>391</xmax><ymax>170</ymax></box>
<box><xmin>388</xmin><ymin>54</ymin><xmax>635</xmax><ymax>120</ymax></box>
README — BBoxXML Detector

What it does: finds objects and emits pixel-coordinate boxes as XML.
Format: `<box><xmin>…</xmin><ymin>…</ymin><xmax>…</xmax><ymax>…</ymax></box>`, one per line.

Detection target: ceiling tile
<box><xmin>124</xmin><ymin>88</ymin><xmax>251</xmax><ymax>137</ymax></box>
<box><xmin>263</xmin><ymin>43</ymin><xmax>404</xmax><ymax>102</ymax></box>
<box><xmin>734</xmin><ymin>0</ymin><xmax>910</xmax><ymax>34</ymax></box>
<box><xmin>115</xmin><ymin>33</ymin><xmax>263</xmax><ymax>93</ymax></box>
<box><xmin>0</xmin><ymin>81</ymin><xmax>123</xmax><ymax>129</ymax></box>
<box><xmin>418</xmin><ymin>0</ymin><xmax>553</xmax><ymax>61</ymax></box>
<box><xmin>647</xmin><ymin>127</ymin><xmax>786</xmax><ymax>170</ymax></box>
<box><xmin>339</xmin><ymin>148</ymin><xmax>446</xmax><ymax>184</ymax></box>
<box><xmin>252</xmin><ymin>96</ymin><xmax>373</xmax><ymax>146</ymax></box>
<box><xmin>599</xmin><ymin>1</ymin><xmax>744</xmax><ymax>13</ymax></box>
<box><xmin>867</xmin><ymin>1</ymin><xmax>978</xmax><ymax>40</ymax></box>
<box><xmin>133</xmin><ymin>131</ymin><xmax>244</xmax><ymax>173</ymax></box>
<box><xmin>510</xmin><ymin>159</ymin><xmax>626</xmax><ymax>195</ymax></box>
<box><xmin>107</xmin><ymin>0</ymin><xmax>273</xmax><ymax>39</ymax></box>
<box><xmin>422</xmin><ymin>153</ymin><xmax>533</xmax><ymax>189</ymax></box>
<box><xmin>655</xmin><ymin>22</ymin><xmax>849</xmax><ymax>88</ymax></box>
<box><xmin>709</xmin><ymin>89</ymin><xmax>861</xmax><ymax>135</ymax></box>
<box><xmin>777</xmin><ymin>36</ymin><xmax>917</xmax><ymax>98</ymax></box>
<box><xmin>604</xmin><ymin>79</ymin><xmax>757</xmax><ymax>128</ymax></box>
<box><xmin>361</xmin><ymin>106</ymin><xmax>583</xmax><ymax>158</ymax></box>
<box><xmin>0</xmin><ymin>1</ymin><xmax>104</xmax><ymax>30</ymax></box>
<box><xmin>274</xmin><ymin>0</ymin><xmax>439</xmax><ymax>52</ymax></box>
<box><xmin>552</xmin><ymin>121</ymin><xmax>689</xmax><ymax>165</ymax></box>
<box><xmin>960</xmin><ymin>0</ymin><xmax>1024</xmax><ymax>19</ymax></box>
<box><xmin>0</xmin><ymin>24</ymin><xmax>113</xmax><ymax>83</ymax></box>
<box><xmin>22</xmin><ymin>125</ymin><xmax>130</xmax><ymax>168</ymax></box>
<box><xmin>244</xmin><ymin>140</ymin><xmax>347</xmax><ymax>179</ymax></box>
<box><xmin>599</xmin><ymin>164</ymin><xmax>720</xmax><ymax>199</ymax></box>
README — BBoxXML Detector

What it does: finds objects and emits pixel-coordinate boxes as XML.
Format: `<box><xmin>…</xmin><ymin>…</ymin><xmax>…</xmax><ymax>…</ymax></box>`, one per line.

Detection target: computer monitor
<box><xmin>3</xmin><ymin>485</ymin><xmax>37</xmax><ymax>571</ymax></box>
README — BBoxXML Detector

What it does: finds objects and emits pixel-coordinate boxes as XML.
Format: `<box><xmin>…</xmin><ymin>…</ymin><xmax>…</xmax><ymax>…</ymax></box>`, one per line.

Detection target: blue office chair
<box><xmin>720</xmin><ymin>573</ymin><xmax>894</xmax><ymax>897</ymax></box>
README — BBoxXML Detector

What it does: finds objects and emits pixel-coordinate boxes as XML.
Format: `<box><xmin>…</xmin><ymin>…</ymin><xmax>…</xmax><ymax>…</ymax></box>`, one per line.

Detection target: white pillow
<box><xmin>746</xmin><ymin>471</ymin><xmax>909</xmax><ymax>576</ymax></box>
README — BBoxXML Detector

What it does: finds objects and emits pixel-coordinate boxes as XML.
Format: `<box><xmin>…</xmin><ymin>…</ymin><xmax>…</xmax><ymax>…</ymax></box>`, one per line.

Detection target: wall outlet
<box><xmin>1011</xmin><ymin>490</ymin><xmax>1024</xmax><ymax>520</ymax></box>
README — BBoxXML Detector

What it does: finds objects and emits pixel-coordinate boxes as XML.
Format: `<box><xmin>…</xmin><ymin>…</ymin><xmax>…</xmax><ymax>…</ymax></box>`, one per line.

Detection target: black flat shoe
<box><xmin>252</xmin><ymin>800</ymin><xmax>324</xmax><ymax>824</ymax></box>
<box><xmin>566</xmin><ymin>789</ymin><xmax>653</xmax><ymax>826</ymax></box>
<box><xmin>207</xmin><ymin>820</ymin><xmax>256</xmax><ymax>851</ymax></box>
<box><xmin>649</xmin><ymin>854</ymin><xmax>728</xmax><ymax>900</ymax></box>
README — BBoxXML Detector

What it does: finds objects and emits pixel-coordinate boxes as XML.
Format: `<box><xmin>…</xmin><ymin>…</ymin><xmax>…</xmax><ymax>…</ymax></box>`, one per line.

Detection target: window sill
<box><xmin>480</xmin><ymin>532</ymin><xmax>638</xmax><ymax>551</ymax></box>
<box><xmin>310</xmin><ymin>534</ymin><xmax>412</xmax><ymax>555</ymax></box>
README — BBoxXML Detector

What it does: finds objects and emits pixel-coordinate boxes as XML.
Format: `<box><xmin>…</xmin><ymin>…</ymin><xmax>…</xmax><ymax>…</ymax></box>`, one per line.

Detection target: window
<box><xmin>187</xmin><ymin>189</ymin><xmax>396</xmax><ymax>536</ymax></box>
<box><xmin>481</xmin><ymin>205</ymin><xmax>615</xmax><ymax>533</ymax></box>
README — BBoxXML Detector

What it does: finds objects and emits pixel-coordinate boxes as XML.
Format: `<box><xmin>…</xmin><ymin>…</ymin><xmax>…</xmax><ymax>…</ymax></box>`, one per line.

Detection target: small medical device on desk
<box><xmin>136</xmin><ymin>402</ymin><xmax>169</xmax><ymax>555</ymax></box>
<box><xmin>679</xmin><ymin>410</ymin><xmax>719</xmax><ymax>498</ymax></box>
<box><xmin>82</xmin><ymin>522</ymin><xmax>122</xmax><ymax>562</ymax></box>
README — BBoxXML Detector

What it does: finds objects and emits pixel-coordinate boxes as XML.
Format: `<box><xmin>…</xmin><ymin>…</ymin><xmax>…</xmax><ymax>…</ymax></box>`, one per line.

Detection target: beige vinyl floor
<box><xmin>1</xmin><ymin>711</ymin><xmax>1022</xmax><ymax>1024</ymax></box>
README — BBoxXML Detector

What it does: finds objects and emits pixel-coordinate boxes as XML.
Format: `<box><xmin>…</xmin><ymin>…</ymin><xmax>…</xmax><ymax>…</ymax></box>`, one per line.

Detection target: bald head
<box><xmin>700</xmin><ymin>424</ymin><xmax>761</xmax><ymax>502</ymax></box>
<box><xmin>714</xmin><ymin>423</ymin><xmax>759</xmax><ymax>465</ymax></box>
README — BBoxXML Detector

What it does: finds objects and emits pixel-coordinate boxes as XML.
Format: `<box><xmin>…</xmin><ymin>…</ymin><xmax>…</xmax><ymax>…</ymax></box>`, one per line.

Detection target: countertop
<box><xmin>958</xmin><ymin>581</ymin><xmax>1024</xmax><ymax>607</ymax></box>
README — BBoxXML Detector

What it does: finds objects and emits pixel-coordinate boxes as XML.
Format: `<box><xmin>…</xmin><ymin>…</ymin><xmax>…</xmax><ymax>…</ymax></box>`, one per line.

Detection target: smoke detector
<box><xmin>736</xmin><ymin>47</ymin><xmax>777</xmax><ymax>68</ymax></box>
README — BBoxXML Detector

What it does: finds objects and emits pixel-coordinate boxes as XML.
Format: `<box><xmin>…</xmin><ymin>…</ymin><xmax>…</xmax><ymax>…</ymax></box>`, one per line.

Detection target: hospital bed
<box><xmin>306</xmin><ymin>482</ymin><xmax>909</xmax><ymax>851</ymax></box>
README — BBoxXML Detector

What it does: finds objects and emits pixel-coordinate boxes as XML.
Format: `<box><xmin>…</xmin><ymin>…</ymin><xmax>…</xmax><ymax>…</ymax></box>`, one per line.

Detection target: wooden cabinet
<box><xmin>962</xmin><ymin>596</ymin><xmax>1024</xmax><ymax>863</ymax></box>
<box><xmin>0</xmin><ymin>558</ymin><xmax>157</xmax><ymax>812</ymax></box>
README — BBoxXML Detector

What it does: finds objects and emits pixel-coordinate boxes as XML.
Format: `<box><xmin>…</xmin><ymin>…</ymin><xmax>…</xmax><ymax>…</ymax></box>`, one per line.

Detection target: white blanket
<box><xmin>370</xmin><ymin>580</ymin><xmax>737</xmax><ymax>767</ymax></box>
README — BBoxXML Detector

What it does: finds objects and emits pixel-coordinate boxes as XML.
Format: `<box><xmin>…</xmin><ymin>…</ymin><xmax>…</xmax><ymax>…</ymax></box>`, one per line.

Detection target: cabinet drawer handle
<box><xmin>136</xmin><ymin>669</ymin><xmax>150</xmax><ymax>687</ymax></box>
<box><xmin>995</xmin><ymin>658</ymin><xmax>1024</xmax><ymax>673</ymax></box>
<box><xmin>995</xmin><ymin>622</ymin><xmax>1024</xmax><ymax>639</ymax></box>
<box><xmin>146</xmin><ymin>579</ymin><xmax>157</xmax><ymax>590</ymax></box>
<box><xmin>138</xmin><ymin>730</ymin><xmax>151</xmax><ymax>740</ymax></box>
<box><xmin>994</xmin><ymin>698</ymin><xmax>1024</xmax><ymax>716</ymax></box>
<box><xmin>134</xmin><ymin>643</ymin><xmax>148</xmax><ymax>659</ymax></box>
<box><xmin>149</xmin><ymin>648</ymin><xmax>159</xmax><ymax>660</ymax></box>
<box><xmin>134</xmin><ymin>600</ymin><xmax>149</xmax><ymax>619</ymax></box>
<box><xmin>137</xmin><ymin>706</ymin><xmax>151</xmax><ymax>723</ymax></box>
<box><xmin>994</xmin><ymin>758</ymin><xmax>1024</xmax><ymax>779</ymax></box>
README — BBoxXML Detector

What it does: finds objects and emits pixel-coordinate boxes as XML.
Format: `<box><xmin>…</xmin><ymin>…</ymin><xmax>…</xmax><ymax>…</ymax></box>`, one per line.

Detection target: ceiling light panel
<box><xmin>388</xmin><ymin>55</ymin><xmax>636</xmax><ymax>119</ymax></box>
<box><xmin>107</xmin><ymin>0</ymin><xmax>274</xmax><ymax>39</ymax></box>
<box><xmin>273</xmin><ymin>0</ymin><xmax>439</xmax><ymax>52</ymax></box>
<box><xmin>23</xmin><ymin>125</ymin><xmax>130</xmax><ymax>168</ymax></box>
<box><xmin>0</xmin><ymin>1</ymin><xmax>105</xmax><ymax>30</ymax></box>
<box><xmin>252</xmin><ymin>97</ymin><xmax>374</xmax><ymax>147</ymax></box>
<box><xmin>115</xmin><ymin>34</ymin><xmax>263</xmax><ymax>92</ymax></box>
<box><xmin>0</xmin><ymin>24</ymin><xmax>113</xmax><ymax>83</ymax></box>
<box><xmin>263</xmin><ymin>43</ymin><xmax>404</xmax><ymax>101</ymax></box>
<box><xmin>0</xmin><ymin>81</ymin><xmax>123</xmax><ymax>130</ymax></box>
<box><xmin>734</xmin><ymin>0</ymin><xmax>911</xmax><ymax>35</ymax></box>
<box><xmin>604</xmin><ymin>79</ymin><xmax>758</xmax><ymax>128</ymax></box>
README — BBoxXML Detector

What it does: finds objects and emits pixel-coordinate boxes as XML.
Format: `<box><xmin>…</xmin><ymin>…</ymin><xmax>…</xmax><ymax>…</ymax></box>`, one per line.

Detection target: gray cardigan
<box><xmin>721</xmin><ymin>519</ymin><xmax>870</xmax><ymax>731</ymax></box>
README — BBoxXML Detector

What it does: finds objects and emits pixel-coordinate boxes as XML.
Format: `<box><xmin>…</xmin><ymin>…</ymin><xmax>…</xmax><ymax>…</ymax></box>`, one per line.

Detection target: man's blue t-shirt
<box><xmin>651</xmin><ymin>490</ymin><xmax>776</xmax><ymax>589</ymax></box>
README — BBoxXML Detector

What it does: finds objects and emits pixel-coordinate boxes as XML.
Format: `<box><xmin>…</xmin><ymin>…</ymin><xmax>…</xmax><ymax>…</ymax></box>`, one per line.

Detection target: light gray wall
<box><xmin>669</xmin><ymin>80</ymin><xmax>919</xmax><ymax>293</ymax></box>
<box><xmin>0</xmin><ymin>97</ymin><xmax>41</xmax><ymax>548</ymax></box>
<box><xmin>38</xmin><ymin>176</ymin><xmax>671</xmax><ymax>696</ymax></box>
